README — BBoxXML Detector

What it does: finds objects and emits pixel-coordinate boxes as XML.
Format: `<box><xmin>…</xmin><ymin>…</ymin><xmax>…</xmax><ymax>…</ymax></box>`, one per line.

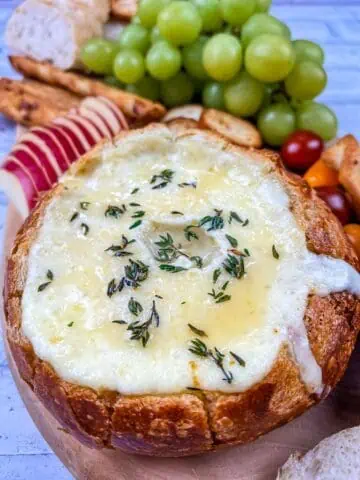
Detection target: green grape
<box><xmin>190</xmin><ymin>0</ymin><xmax>223</xmax><ymax>32</ymax></box>
<box><xmin>81</xmin><ymin>38</ymin><xmax>118</xmax><ymax>75</ymax></box>
<box><xmin>242</xmin><ymin>14</ymin><xmax>291</xmax><ymax>48</ymax></box>
<box><xmin>293</xmin><ymin>40</ymin><xmax>325</xmax><ymax>65</ymax></box>
<box><xmin>296</xmin><ymin>102</ymin><xmax>338</xmax><ymax>141</ymax></box>
<box><xmin>202</xmin><ymin>81</ymin><xmax>225</xmax><ymax>109</ymax></box>
<box><xmin>146</xmin><ymin>41</ymin><xmax>182</xmax><ymax>80</ymax></box>
<box><xmin>245</xmin><ymin>34</ymin><xmax>295</xmax><ymax>83</ymax></box>
<box><xmin>255</xmin><ymin>0</ymin><xmax>272</xmax><ymax>12</ymax></box>
<box><xmin>285</xmin><ymin>61</ymin><xmax>327</xmax><ymax>100</ymax></box>
<box><xmin>125</xmin><ymin>76</ymin><xmax>160</xmax><ymax>101</ymax></box>
<box><xmin>104</xmin><ymin>76</ymin><xmax>124</xmax><ymax>88</ymax></box>
<box><xmin>118</xmin><ymin>24</ymin><xmax>150</xmax><ymax>54</ymax></box>
<box><xmin>220</xmin><ymin>0</ymin><xmax>256</xmax><ymax>27</ymax></box>
<box><xmin>131</xmin><ymin>16</ymin><xmax>142</xmax><ymax>24</ymax></box>
<box><xmin>150</xmin><ymin>26</ymin><xmax>164</xmax><ymax>44</ymax></box>
<box><xmin>138</xmin><ymin>0</ymin><xmax>171</xmax><ymax>28</ymax></box>
<box><xmin>257</xmin><ymin>104</ymin><xmax>296</xmax><ymax>146</ymax></box>
<box><xmin>113</xmin><ymin>49</ymin><xmax>145</xmax><ymax>84</ymax></box>
<box><xmin>157</xmin><ymin>1</ymin><xmax>202</xmax><ymax>46</ymax></box>
<box><xmin>224</xmin><ymin>71</ymin><xmax>264</xmax><ymax>117</ymax></box>
<box><xmin>203</xmin><ymin>33</ymin><xmax>242</xmax><ymax>81</ymax></box>
<box><xmin>183</xmin><ymin>36</ymin><xmax>209</xmax><ymax>81</ymax></box>
<box><xmin>161</xmin><ymin>72</ymin><xmax>195</xmax><ymax>107</ymax></box>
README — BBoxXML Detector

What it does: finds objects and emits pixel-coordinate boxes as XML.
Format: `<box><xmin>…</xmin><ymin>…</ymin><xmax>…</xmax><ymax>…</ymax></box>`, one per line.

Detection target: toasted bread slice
<box><xmin>199</xmin><ymin>109</ymin><xmax>262</xmax><ymax>148</ymax></box>
<box><xmin>321</xmin><ymin>135</ymin><xmax>358</xmax><ymax>171</ymax></box>
<box><xmin>0</xmin><ymin>78</ymin><xmax>80</xmax><ymax>126</ymax></box>
<box><xmin>10</xmin><ymin>56</ymin><xmax>166</xmax><ymax>123</ymax></box>
<box><xmin>338</xmin><ymin>137</ymin><xmax>360</xmax><ymax>218</ymax></box>
<box><xmin>111</xmin><ymin>0</ymin><xmax>137</xmax><ymax>19</ymax></box>
<box><xmin>166</xmin><ymin>118</ymin><xmax>199</xmax><ymax>134</ymax></box>
<box><xmin>163</xmin><ymin>105</ymin><xmax>204</xmax><ymax>123</ymax></box>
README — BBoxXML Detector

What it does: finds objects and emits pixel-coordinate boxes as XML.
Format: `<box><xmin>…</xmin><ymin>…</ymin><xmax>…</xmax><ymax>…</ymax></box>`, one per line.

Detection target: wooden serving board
<box><xmin>2</xmin><ymin>204</ymin><xmax>360</xmax><ymax>479</ymax></box>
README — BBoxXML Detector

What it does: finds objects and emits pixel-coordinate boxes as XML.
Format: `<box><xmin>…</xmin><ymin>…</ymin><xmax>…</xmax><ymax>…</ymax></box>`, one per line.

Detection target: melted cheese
<box><xmin>21</xmin><ymin>129</ymin><xmax>360</xmax><ymax>395</ymax></box>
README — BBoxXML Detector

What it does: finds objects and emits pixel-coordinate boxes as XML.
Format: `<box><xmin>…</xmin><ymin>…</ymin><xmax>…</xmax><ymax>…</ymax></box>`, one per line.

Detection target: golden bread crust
<box><xmin>4</xmin><ymin>125</ymin><xmax>360</xmax><ymax>456</ymax></box>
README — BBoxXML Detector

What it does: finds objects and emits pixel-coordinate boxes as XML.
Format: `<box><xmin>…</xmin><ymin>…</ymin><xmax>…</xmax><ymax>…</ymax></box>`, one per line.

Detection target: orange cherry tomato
<box><xmin>303</xmin><ymin>159</ymin><xmax>339</xmax><ymax>188</ymax></box>
<box><xmin>344</xmin><ymin>224</ymin><xmax>360</xmax><ymax>258</ymax></box>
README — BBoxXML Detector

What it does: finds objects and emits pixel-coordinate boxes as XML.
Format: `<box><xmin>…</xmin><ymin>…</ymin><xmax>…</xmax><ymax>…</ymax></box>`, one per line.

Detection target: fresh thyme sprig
<box><xmin>150</xmin><ymin>169</ymin><xmax>174</xmax><ymax>190</ymax></box>
<box><xmin>155</xmin><ymin>233</ymin><xmax>202</xmax><ymax>270</ymax></box>
<box><xmin>208</xmin><ymin>283</ymin><xmax>231</xmax><ymax>304</ymax></box>
<box><xmin>127</xmin><ymin>300</ymin><xmax>160</xmax><ymax>347</ymax></box>
<box><xmin>105</xmin><ymin>235</ymin><xmax>135</xmax><ymax>257</ymax></box>
<box><xmin>188</xmin><ymin>340</ymin><xmax>233</xmax><ymax>384</ymax></box>
<box><xmin>105</xmin><ymin>205</ymin><xmax>126</xmax><ymax>218</ymax></box>
<box><xmin>184</xmin><ymin>209</ymin><xmax>224</xmax><ymax>241</ymax></box>
<box><xmin>38</xmin><ymin>269</ymin><xmax>54</xmax><ymax>292</ymax></box>
<box><xmin>223</xmin><ymin>254</ymin><xmax>246</xmax><ymax>280</ymax></box>
<box><xmin>106</xmin><ymin>259</ymin><xmax>149</xmax><ymax>298</ymax></box>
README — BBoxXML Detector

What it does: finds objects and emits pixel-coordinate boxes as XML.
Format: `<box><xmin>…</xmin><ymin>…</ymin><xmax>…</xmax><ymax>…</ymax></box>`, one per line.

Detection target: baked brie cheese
<box><xmin>5</xmin><ymin>125</ymin><xmax>360</xmax><ymax>456</ymax></box>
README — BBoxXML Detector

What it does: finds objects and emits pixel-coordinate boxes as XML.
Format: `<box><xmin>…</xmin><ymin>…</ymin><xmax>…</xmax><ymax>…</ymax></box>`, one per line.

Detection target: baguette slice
<box><xmin>53</xmin><ymin>0</ymin><xmax>110</xmax><ymax>22</ymax></box>
<box><xmin>166</xmin><ymin>118</ymin><xmax>199</xmax><ymax>134</ymax></box>
<box><xmin>111</xmin><ymin>0</ymin><xmax>137</xmax><ymax>20</ymax></box>
<box><xmin>163</xmin><ymin>104</ymin><xmax>204</xmax><ymax>123</ymax></box>
<box><xmin>10</xmin><ymin>56</ymin><xmax>166</xmax><ymax>122</ymax></box>
<box><xmin>321</xmin><ymin>135</ymin><xmax>358</xmax><ymax>171</ymax></box>
<box><xmin>277</xmin><ymin>427</ymin><xmax>360</xmax><ymax>479</ymax></box>
<box><xmin>199</xmin><ymin>109</ymin><xmax>262</xmax><ymax>148</ymax></box>
<box><xmin>0</xmin><ymin>78</ymin><xmax>80</xmax><ymax>127</ymax></box>
<box><xmin>5</xmin><ymin>0</ymin><xmax>104</xmax><ymax>70</ymax></box>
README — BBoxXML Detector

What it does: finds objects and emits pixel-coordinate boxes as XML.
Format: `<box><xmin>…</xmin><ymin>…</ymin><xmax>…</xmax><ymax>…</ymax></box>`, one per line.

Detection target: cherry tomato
<box><xmin>344</xmin><ymin>224</ymin><xmax>360</xmax><ymax>258</ymax></box>
<box><xmin>281</xmin><ymin>130</ymin><xmax>324</xmax><ymax>172</ymax></box>
<box><xmin>303</xmin><ymin>159</ymin><xmax>339</xmax><ymax>188</ymax></box>
<box><xmin>316</xmin><ymin>186</ymin><xmax>352</xmax><ymax>225</ymax></box>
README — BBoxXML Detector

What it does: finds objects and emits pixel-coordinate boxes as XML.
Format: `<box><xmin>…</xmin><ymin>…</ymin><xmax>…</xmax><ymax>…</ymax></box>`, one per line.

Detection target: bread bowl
<box><xmin>4</xmin><ymin>124</ymin><xmax>360</xmax><ymax>457</ymax></box>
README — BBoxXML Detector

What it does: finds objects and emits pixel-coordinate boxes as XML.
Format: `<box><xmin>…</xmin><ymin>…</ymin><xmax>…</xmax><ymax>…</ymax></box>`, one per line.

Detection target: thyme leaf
<box><xmin>105</xmin><ymin>235</ymin><xmax>135</xmax><ymax>257</ymax></box>
<box><xmin>188</xmin><ymin>324</ymin><xmax>207</xmax><ymax>337</ymax></box>
<box><xmin>178</xmin><ymin>181</ymin><xmax>197</xmax><ymax>189</ymax></box>
<box><xmin>272</xmin><ymin>245</ymin><xmax>280</xmax><ymax>259</ymax></box>
<box><xmin>213</xmin><ymin>268</ymin><xmax>221</xmax><ymax>284</ymax></box>
<box><xmin>127</xmin><ymin>300</ymin><xmax>159</xmax><ymax>347</ymax></box>
<box><xmin>230</xmin><ymin>351</ymin><xmax>246</xmax><ymax>367</ymax></box>
<box><xmin>105</xmin><ymin>205</ymin><xmax>126</xmax><ymax>218</ymax></box>
<box><xmin>38</xmin><ymin>282</ymin><xmax>51</xmax><ymax>292</ymax></box>
<box><xmin>159</xmin><ymin>265</ymin><xmax>187</xmax><ymax>273</ymax></box>
<box><xmin>150</xmin><ymin>169</ymin><xmax>174</xmax><ymax>190</ymax></box>
<box><xmin>226</xmin><ymin>234</ymin><xmax>238</xmax><ymax>248</ymax></box>
<box><xmin>80</xmin><ymin>201</ymin><xmax>90</xmax><ymax>210</ymax></box>
<box><xmin>131</xmin><ymin>188</ymin><xmax>139</xmax><ymax>195</ymax></box>
<box><xmin>171</xmin><ymin>211</ymin><xmax>184</xmax><ymax>216</ymax></box>
<box><xmin>199</xmin><ymin>209</ymin><xmax>224</xmax><ymax>231</ymax></box>
<box><xmin>112</xmin><ymin>320</ymin><xmax>127</xmax><ymax>325</ymax></box>
<box><xmin>128</xmin><ymin>297</ymin><xmax>143</xmax><ymax>316</ymax></box>
<box><xmin>81</xmin><ymin>223</ymin><xmax>89</xmax><ymax>236</ymax></box>
<box><xmin>70</xmin><ymin>212</ymin><xmax>79</xmax><ymax>222</ymax></box>
<box><xmin>129</xmin><ymin>220</ymin><xmax>142</xmax><ymax>230</ymax></box>
<box><xmin>38</xmin><ymin>270</ymin><xmax>54</xmax><ymax>292</ymax></box>
<box><xmin>188</xmin><ymin>340</ymin><xmax>234</xmax><ymax>384</ymax></box>
<box><xmin>129</xmin><ymin>202</ymin><xmax>141</xmax><ymax>207</ymax></box>
<box><xmin>131</xmin><ymin>210</ymin><xmax>145</xmax><ymax>218</ymax></box>
<box><xmin>223</xmin><ymin>254</ymin><xmax>246</xmax><ymax>279</ymax></box>
<box><xmin>67</xmin><ymin>321</ymin><xmax>74</xmax><ymax>327</ymax></box>
<box><xmin>154</xmin><ymin>233</ymin><xmax>202</xmax><ymax>269</ymax></box>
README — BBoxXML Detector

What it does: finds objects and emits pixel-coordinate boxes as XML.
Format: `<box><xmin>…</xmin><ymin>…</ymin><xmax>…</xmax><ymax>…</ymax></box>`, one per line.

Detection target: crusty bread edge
<box><xmin>4</xmin><ymin>124</ymin><xmax>360</xmax><ymax>456</ymax></box>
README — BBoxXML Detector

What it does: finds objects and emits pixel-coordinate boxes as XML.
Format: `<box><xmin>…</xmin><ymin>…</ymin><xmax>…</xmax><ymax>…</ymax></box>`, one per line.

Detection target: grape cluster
<box><xmin>81</xmin><ymin>0</ymin><xmax>338</xmax><ymax>146</ymax></box>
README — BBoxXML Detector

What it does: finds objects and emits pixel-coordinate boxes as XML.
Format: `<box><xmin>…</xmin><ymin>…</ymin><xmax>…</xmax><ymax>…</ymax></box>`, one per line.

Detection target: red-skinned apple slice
<box><xmin>11</xmin><ymin>144</ymin><xmax>53</xmax><ymax>187</ymax></box>
<box><xmin>53</xmin><ymin>117</ymin><xmax>92</xmax><ymax>152</ymax></box>
<box><xmin>31</xmin><ymin>127</ymin><xmax>72</xmax><ymax>171</ymax></box>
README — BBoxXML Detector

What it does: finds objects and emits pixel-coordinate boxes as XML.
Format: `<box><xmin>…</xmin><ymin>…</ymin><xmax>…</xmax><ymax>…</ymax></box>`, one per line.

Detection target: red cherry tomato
<box><xmin>281</xmin><ymin>130</ymin><xmax>324</xmax><ymax>172</ymax></box>
<box><xmin>316</xmin><ymin>186</ymin><xmax>352</xmax><ymax>225</ymax></box>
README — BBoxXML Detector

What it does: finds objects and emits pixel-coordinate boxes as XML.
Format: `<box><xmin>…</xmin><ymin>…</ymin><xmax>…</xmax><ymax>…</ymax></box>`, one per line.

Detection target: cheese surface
<box><xmin>21</xmin><ymin>128</ymin><xmax>360</xmax><ymax>394</ymax></box>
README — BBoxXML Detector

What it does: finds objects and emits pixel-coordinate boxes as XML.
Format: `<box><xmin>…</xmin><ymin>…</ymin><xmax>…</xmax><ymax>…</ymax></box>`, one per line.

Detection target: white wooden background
<box><xmin>0</xmin><ymin>1</ymin><xmax>360</xmax><ymax>478</ymax></box>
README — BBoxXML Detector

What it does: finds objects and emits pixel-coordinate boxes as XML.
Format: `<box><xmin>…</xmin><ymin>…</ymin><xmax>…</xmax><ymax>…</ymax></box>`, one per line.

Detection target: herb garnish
<box><xmin>159</xmin><ymin>265</ymin><xmax>188</xmax><ymax>273</ymax></box>
<box><xmin>188</xmin><ymin>340</ymin><xmax>233</xmax><ymax>384</ymax></box>
<box><xmin>226</xmin><ymin>234</ymin><xmax>238</xmax><ymax>248</ymax></box>
<box><xmin>208</xmin><ymin>287</ymin><xmax>231</xmax><ymax>304</ymax></box>
<box><xmin>171</xmin><ymin>211</ymin><xmax>184</xmax><ymax>216</ymax></box>
<box><xmin>38</xmin><ymin>270</ymin><xmax>54</xmax><ymax>292</ymax></box>
<box><xmin>81</xmin><ymin>223</ymin><xmax>89</xmax><ymax>236</ymax></box>
<box><xmin>131</xmin><ymin>188</ymin><xmax>139</xmax><ymax>195</ymax></box>
<box><xmin>127</xmin><ymin>300</ymin><xmax>160</xmax><ymax>347</ymax></box>
<box><xmin>129</xmin><ymin>202</ymin><xmax>141</xmax><ymax>207</ymax></box>
<box><xmin>184</xmin><ymin>209</ymin><xmax>224</xmax><ymax>241</ymax></box>
<box><xmin>188</xmin><ymin>324</ymin><xmax>207</xmax><ymax>337</ymax></box>
<box><xmin>128</xmin><ymin>297</ymin><xmax>143</xmax><ymax>316</ymax></box>
<box><xmin>112</xmin><ymin>320</ymin><xmax>127</xmax><ymax>325</ymax></box>
<box><xmin>186</xmin><ymin>386</ymin><xmax>201</xmax><ymax>391</ymax></box>
<box><xmin>223</xmin><ymin>254</ymin><xmax>246</xmax><ymax>279</ymax></box>
<box><xmin>67</xmin><ymin>321</ymin><xmax>74</xmax><ymax>327</ymax></box>
<box><xmin>230</xmin><ymin>351</ymin><xmax>246</xmax><ymax>367</ymax></box>
<box><xmin>154</xmin><ymin>233</ymin><xmax>202</xmax><ymax>270</ymax></box>
<box><xmin>80</xmin><ymin>201</ymin><xmax>90</xmax><ymax>210</ymax></box>
<box><xmin>213</xmin><ymin>268</ymin><xmax>221</xmax><ymax>284</ymax></box>
<box><xmin>131</xmin><ymin>210</ymin><xmax>145</xmax><ymax>218</ymax></box>
<box><xmin>129</xmin><ymin>220</ymin><xmax>142</xmax><ymax>230</ymax></box>
<box><xmin>106</xmin><ymin>259</ymin><xmax>149</xmax><ymax>297</ymax></box>
<box><xmin>70</xmin><ymin>212</ymin><xmax>79</xmax><ymax>223</ymax></box>
<box><xmin>178</xmin><ymin>181</ymin><xmax>197</xmax><ymax>189</ymax></box>
<box><xmin>229</xmin><ymin>211</ymin><xmax>249</xmax><ymax>227</ymax></box>
<box><xmin>105</xmin><ymin>235</ymin><xmax>135</xmax><ymax>257</ymax></box>
<box><xmin>105</xmin><ymin>205</ymin><xmax>126</xmax><ymax>218</ymax></box>
<box><xmin>272</xmin><ymin>245</ymin><xmax>280</xmax><ymax>259</ymax></box>
<box><xmin>150</xmin><ymin>169</ymin><xmax>174</xmax><ymax>189</ymax></box>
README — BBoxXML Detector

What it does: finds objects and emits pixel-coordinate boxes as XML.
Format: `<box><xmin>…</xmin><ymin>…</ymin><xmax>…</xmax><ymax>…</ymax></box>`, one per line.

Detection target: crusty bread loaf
<box><xmin>4</xmin><ymin>124</ymin><xmax>360</xmax><ymax>456</ymax></box>
<box><xmin>277</xmin><ymin>427</ymin><xmax>360</xmax><ymax>479</ymax></box>
<box><xmin>5</xmin><ymin>0</ymin><xmax>108</xmax><ymax>70</ymax></box>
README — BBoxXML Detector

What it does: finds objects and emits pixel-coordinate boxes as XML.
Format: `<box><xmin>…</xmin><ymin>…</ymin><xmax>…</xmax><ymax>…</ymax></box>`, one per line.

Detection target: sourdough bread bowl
<box><xmin>4</xmin><ymin>124</ymin><xmax>360</xmax><ymax>457</ymax></box>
